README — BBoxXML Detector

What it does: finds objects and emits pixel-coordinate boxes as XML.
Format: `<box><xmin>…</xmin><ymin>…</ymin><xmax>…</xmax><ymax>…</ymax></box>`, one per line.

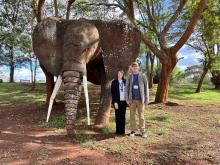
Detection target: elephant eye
<box><xmin>73</xmin><ymin>43</ymin><xmax>80</xmax><ymax>47</ymax></box>
<box><xmin>83</xmin><ymin>47</ymin><xmax>90</xmax><ymax>53</ymax></box>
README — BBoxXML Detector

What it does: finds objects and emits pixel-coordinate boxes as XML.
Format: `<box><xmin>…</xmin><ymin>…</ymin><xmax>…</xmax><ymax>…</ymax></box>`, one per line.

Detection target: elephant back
<box><xmin>32</xmin><ymin>17</ymin><xmax>64</xmax><ymax>76</ymax></box>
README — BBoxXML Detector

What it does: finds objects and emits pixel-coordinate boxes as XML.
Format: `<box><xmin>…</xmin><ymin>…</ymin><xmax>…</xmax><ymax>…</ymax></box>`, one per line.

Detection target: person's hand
<box><xmin>126</xmin><ymin>100</ymin><xmax>130</xmax><ymax>105</ymax></box>
<box><xmin>114</xmin><ymin>103</ymin><xmax>119</xmax><ymax>110</ymax></box>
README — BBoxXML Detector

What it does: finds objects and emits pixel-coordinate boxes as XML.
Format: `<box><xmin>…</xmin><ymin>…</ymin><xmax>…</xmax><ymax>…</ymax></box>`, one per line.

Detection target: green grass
<box><xmin>1</xmin><ymin>83</ymin><xmax>219</xmax><ymax>105</ymax></box>
<box><xmin>42</xmin><ymin>115</ymin><xmax>66</xmax><ymax>128</ymax></box>
<box><xmin>102</xmin><ymin>120</ymin><xmax>115</xmax><ymax>134</ymax></box>
<box><xmin>169</xmin><ymin>84</ymin><xmax>220</xmax><ymax>104</ymax></box>
<box><xmin>0</xmin><ymin>83</ymin><xmax>46</xmax><ymax>105</ymax></box>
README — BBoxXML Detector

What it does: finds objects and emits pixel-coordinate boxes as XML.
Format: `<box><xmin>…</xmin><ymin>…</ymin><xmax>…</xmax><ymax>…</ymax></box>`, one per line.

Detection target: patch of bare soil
<box><xmin>0</xmin><ymin>104</ymin><xmax>124</xmax><ymax>165</ymax></box>
<box><xmin>119</xmin><ymin>103</ymin><xmax>220</xmax><ymax>165</ymax></box>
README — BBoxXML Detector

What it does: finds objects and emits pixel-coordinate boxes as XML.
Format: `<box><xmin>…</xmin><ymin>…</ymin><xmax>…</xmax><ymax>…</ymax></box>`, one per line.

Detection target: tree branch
<box><xmin>145</xmin><ymin>0</ymin><xmax>159</xmax><ymax>35</ymax></box>
<box><xmin>187</xmin><ymin>43</ymin><xmax>205</xmax><ymax>53</ymax></box>
<box><xmin>120</xmin><ymin>0</ymin><xmax>164</xmax><ymax>61</ymax></box>
<box><xmin>162</xmin><ymin>0</ymin><xmax>188</xmax><ymax>35</ymax></box>
<box><xmin>53</xmin><ymin>0</ymin><xmax>59</xmax><ymax>17</ymax></box>
<box><xmin>172</xmin><ymin>0</ymin><xmax>208</xmax><ymax>53</ymax></box>
<box><xmin>37</xmin><ymin>0</ymin><xmax>45</xmax><ymax>22</ymax></box>
<box><xmin>30</xmin><ymin>0</ymin><xmax>45</xmax><ymax>22</ymax></box>
<box><xmin>66</xmin><ymin>0</ymin><xmax>76</xmax><ymax>20</ymax></box>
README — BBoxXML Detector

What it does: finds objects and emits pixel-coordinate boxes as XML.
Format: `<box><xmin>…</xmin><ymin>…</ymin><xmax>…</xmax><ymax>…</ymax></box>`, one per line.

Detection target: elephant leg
<box><xmin>95</xmin><ymin>79</ymin><xmax>112</xmax><ymax>129</ymax></box>
<box><xmin>40</xmin><ymin>64</ymin><xmax>55</xmax><ymax>105</ymax></box>
<box><xmin>63</xmin><ymin>71</ymin><xmax>82</xmax><ymax>136</ymax></box>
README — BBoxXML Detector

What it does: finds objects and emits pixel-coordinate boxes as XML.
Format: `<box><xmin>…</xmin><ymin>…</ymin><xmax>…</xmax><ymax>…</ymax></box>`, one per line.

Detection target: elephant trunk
<box><xmin>63</xmin><ymin>70</ymin><xmax>82</xmax><ymax>136</ymax></box>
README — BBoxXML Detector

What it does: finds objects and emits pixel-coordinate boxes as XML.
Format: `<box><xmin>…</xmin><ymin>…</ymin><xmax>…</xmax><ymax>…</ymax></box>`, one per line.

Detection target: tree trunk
<box><xmin>214</xmin><ymin>73</ymin><xmax>220</xmax><ymax>89</ymax></box>
<box><xmin>146</xmin><ymin>52</ymin><xmax>150</xmax><ymax>86</ymax></box>
<box><xmin>53</xmin><ymin>0</ymin><xmax>59</xmax><ymax>16</ymax></box>
<box><xmin>155</xmin><ymin>54</ymin><xmax>177</xmax><ymax>103</ymax></box>
<box><xmin>66</xmin><ymin>0</ymin><xmax>76</xmax><ymax>20</ymax></box>
<box><xmin>9</xmin><ymin>47</ymin><xmax>14</xmax><ymax>83</ymax></box>
<box><xmin>146</xmin><ymin>52</ymin><xmax>154</xmax><ymax>88</ymax></box>
<box><xmin>149</xmin><ymin>54</ymin><xmax>155</xmax><ymax>88</ymax></box>
<box><xmin>9</xmin><ymin>64</ymin><xmax>14</xmax><ymax>83</ymax></box>
<box><xmin>40</xmin><ymin>64</ymin><xmax>54</xmax><ymax>104</ymax></box>
<box><xmin>195</xmin><ymin>68</ymin><xmax>208</xmax><ymax>93</ymax></box>
<box><xmin>30</xmin><ymin>59</ymin><xmax>34</xmax><ymax>83</ymax></box>
<box><xmin>155</xmin><ymin>65</ymin><xmax>170</xmax><ymax>103</ymax></box>
<box><xmin>31</xmin><ymin>57</ymin><xmax>38</xmax><ymax>90</ymax></box>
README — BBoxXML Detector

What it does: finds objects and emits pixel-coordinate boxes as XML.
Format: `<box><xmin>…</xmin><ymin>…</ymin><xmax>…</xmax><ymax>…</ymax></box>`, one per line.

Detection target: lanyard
<box><xmin>119</xmin><ymin>81</ymin><xmax>124</xmax><ymax>92</ymax></box>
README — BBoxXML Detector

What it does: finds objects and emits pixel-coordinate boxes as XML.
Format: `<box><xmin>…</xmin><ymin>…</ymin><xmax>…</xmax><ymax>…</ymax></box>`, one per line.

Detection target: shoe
<box><xmin>141</xmin><ymin>132</ymin><xmax>147</xmax><ymax>138</ymax></box>
<box><xmin>130</xmin><ymin>131</ymin><xmax>135</xmax><ymax>137</ymax></box>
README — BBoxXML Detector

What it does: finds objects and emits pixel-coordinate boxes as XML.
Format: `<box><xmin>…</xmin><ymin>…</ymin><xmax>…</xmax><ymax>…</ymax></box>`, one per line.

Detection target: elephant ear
<box><xmin>32</xmin><ymin>17</ymin><xmax>64</xmax><ymax>76</ymax></box>
<box><xmin>91</xmin><ymin>20</ymin><xmax>141</xmax><ymax>79</ymax></box>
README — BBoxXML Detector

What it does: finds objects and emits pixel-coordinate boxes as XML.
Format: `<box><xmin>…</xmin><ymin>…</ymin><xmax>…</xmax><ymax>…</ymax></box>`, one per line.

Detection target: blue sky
<box><xmin>177</xmin><ymin>45</ymin><xmax>201</xmax><ymax>70</ymax></box>
<box><xmin>0</xmin><ymin>44</ymin><xmax>201</xmax><ymax>82</ymax></box>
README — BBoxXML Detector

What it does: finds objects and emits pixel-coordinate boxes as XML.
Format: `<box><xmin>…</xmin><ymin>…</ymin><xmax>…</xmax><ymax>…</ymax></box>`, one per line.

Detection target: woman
<box><xmin>111</xmin><ymin>70</ymin><xmax>127</xmax><ymax>135</ymax></box>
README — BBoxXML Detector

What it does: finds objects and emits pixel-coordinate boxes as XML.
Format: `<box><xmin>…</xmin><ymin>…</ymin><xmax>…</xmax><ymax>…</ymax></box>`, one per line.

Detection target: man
<box><xmin>125</xmin><ymin>61</ymin><xmax>149</xmax><ymax>138</ymax></box>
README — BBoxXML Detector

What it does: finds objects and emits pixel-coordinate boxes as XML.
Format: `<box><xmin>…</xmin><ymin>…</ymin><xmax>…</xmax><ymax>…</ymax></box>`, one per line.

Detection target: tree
<box><xmin>115</xmin><ymin>0</ymin><xmax>208</xmax><ymax>103</ymax></box>
<box><xmin>211</xmin><ymin>44</ymin><xmax>220</xmax><ymax>89</ymax></box>
<box><xmin>0</xmin><ymin>0</ymin><xmax>31</xmax><ymax>82</ymax></box>
<box><xmin>139</xmin><ymin>42</ymin><xmax>155</xmax><ymax>89</ymax></box>
<box><xmin>186</xmin><ymin>0</ymin><xmax>220</xmax><ymax>92</ymax></box>
<box><xmin>183</xmin><ymin>64</ymin><xmax>204</xmax><ymax>83</ymax></box>
<box><xmin>19</xmin><ymin>32</ymin><xmax>39</xmax><ymax>90</ymax></box>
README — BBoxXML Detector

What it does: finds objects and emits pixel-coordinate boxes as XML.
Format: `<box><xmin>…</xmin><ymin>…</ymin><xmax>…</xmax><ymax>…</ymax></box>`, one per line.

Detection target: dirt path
<box><xmin>1</xmin><ymin>103</ymin><xmax>220</xmax><ymax>165</ymax></box>
<box><xmin>0</xmin><ymin>104</ymin><xmax>123</xmax><ymax>165</ymax></box>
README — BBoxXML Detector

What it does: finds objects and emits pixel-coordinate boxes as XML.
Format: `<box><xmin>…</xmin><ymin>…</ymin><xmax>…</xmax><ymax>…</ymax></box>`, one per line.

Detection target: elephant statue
<box><xmin>32</xmin><ymin>17</ymin><xmax>141</xmax><ymax>136</ymax></box>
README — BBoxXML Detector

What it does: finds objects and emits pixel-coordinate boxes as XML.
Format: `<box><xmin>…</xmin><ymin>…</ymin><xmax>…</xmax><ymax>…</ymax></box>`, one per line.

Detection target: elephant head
<box><xmin>33</xmin><ymin>17</ymin><xmax>99</xmax><ymax>76</ymax></box>
<box><xmin>33</xmin><ymin>17</ymin><xmax>99</xmax><ymax>135</ymax></box>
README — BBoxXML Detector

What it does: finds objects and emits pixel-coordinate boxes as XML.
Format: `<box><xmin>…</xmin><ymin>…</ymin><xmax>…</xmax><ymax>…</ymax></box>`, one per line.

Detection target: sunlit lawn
<box><xmin>0</xmin><ymin>83</ymin><xmax>46</xmax><ymax>105</ymax></box>
<box><xmin>1</xmin><ymin>82</ymin><xmax>219</xmax><ymax>105</ymax></box>
<box><xmin>169</xmin><ymin>84</ymin><xmax>220</xmax><ymax>104</ymax></box>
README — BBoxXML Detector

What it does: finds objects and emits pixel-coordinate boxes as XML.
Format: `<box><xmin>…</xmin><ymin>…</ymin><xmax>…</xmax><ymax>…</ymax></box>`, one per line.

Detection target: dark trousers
<box><xmin>115</xmin><ymin>101</ymin><xmax>127</xmax><ymax>134</ymax></box>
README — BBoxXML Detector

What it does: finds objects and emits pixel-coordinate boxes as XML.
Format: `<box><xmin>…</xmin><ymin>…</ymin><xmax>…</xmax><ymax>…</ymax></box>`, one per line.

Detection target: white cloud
<box><xmin>176</xmin><ymin>65</ymin><xmax>188</xmax><ymax>70</ymax></box>
<box><xmin>36</xmin><ymin>68</ymin><xmax>46</xmax><ymax>81</ymax></box>
<box><xmin>177</xmin><ymin>44</ymin><xmax>203</xmax><ymax>70</ymax></box>
<box><xmin>14</xmin><ymin>67</ymin><xmax>31</xmax><ymax>82</ymax></box>
<box><xmin>14</xmin><ymin>67</ymin><xmax>46</xmax><ymax>82</ymax></box>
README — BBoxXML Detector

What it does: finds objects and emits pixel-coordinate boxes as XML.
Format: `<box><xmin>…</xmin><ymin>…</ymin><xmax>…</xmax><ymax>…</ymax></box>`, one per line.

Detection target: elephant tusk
<box><xmin>83</xmin><ymin>75</ymin><xmax>90</xmax><ymax>125</ymax></box>
<box><xmin>46</xmin><ymin>75</ymin><xmax>62</xmax><ymax>122</ymax></box>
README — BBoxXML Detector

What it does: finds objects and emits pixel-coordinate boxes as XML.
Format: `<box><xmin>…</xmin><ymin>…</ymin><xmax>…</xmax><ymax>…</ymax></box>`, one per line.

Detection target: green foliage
<box><xmin>70</xmin><ymin>0</ymin><xmax>123</xmax><ymax>20</ymax></box>
<box><xmin>170</xmin><ymin>66</ymin><xmax>184</xmax><ymax>83</ymax></box>
<box><xmin>182</xmin><ymin>65</ymin><xmax>203</xmax><ymax>83</ymax></box>
<box><xmin>186</xmin><ymin>0</ymin><xmax>220</xmax><ymax>83</ymax></box>
<box><xmin>0</xmin><ymin>0</ymin><xmax>33</xmax><ymax>69</ymax></box>
<box><xmin>212</xmin><ymin>55</ymin><xmax>220</xmax><ymax>72</ymax></box>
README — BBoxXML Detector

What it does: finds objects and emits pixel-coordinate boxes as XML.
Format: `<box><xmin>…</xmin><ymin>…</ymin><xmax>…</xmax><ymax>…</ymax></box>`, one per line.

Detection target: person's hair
<box><xmin>131</xmin><ymin>61</ymin><xmax>139</xmax><ymax>67</ymax></box>
<box><xmin>116</xmin><ymin>70</ymin><xmax>125</xmax><ymax>80</ymax></box>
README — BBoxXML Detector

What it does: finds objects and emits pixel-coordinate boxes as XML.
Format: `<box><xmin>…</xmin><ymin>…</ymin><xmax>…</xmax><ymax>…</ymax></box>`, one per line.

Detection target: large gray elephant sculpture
<box><xmin>33</xmin><ymin>17</ymin><xmax>141</xmax><ymax>136</ymax></box>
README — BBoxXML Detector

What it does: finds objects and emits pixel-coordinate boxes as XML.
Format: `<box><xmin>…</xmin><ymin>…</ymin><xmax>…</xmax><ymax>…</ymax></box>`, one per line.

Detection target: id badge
<box><xmin>133</xmin><ymin>85</ymin><xmax>139</xmax><ymax>89</ymax></box>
